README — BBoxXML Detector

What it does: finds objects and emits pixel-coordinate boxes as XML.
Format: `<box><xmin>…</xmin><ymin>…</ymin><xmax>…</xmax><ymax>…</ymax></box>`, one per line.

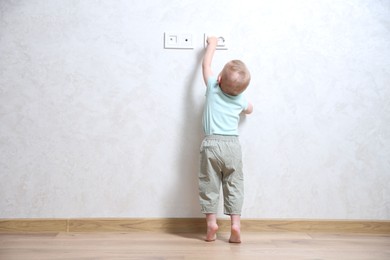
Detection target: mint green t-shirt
<box><xmin>202</xmin><ymin>77</ymin><xmax>248</xmax><ymax>136</ymax></box>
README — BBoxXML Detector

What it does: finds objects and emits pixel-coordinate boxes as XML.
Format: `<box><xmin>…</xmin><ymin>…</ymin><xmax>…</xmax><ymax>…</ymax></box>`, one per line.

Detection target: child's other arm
<box><xmin>243</xmin><ymin>102</ymin><xmax>253</xmax><ymax>114</ymax></box>
<box><xmin>202</xmin><ymin>36</ymin><xmax>218</xmax><ymax>86</ymax></box>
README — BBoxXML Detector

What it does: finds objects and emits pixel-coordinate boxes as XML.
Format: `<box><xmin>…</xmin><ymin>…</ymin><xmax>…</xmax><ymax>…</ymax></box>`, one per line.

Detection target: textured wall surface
<box><xmin>1</xmin><ymin>0</ymin><xmax>389</xmax><ymax>219</ymax></box>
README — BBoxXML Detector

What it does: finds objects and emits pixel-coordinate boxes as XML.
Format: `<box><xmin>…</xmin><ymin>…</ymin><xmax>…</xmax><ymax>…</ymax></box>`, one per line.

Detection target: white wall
<box><xmin>1</xmin><ymin>0</ymin><xmax>389</xmax><ymax>220</ymax></box>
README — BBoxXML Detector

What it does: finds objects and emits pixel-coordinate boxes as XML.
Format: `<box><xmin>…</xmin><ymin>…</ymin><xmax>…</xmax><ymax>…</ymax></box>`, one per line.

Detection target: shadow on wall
<box><xmin>166</xmin><ymin>50</ymin><xmax>204</xmax><ymax>219</ymax></box>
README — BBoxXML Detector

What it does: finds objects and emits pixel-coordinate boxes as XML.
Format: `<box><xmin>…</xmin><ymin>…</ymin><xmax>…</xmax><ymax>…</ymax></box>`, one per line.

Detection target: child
<box><xmin>199</xmin><ymin>36</ymin><xmax>253</xmax><ymax>243</ymax></box>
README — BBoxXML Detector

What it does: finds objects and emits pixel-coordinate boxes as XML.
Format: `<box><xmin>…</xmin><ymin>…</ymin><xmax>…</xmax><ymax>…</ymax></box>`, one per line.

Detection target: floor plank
<box><xmin>0</xmin><ymin>231</ymin><xmax>389</xmax><ymax>260</ymax></box>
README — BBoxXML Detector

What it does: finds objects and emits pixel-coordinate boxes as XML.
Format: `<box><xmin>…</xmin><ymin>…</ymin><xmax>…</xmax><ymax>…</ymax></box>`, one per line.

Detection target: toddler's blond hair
<box><xmin>219</xmin><ymin>60</ymin><xmax>251</xmax><ymax>96</ymax></box>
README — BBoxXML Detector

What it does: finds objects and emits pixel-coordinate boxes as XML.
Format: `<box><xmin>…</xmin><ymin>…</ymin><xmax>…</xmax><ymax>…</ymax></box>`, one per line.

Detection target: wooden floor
<box><xmin>1</xmin><ymin>231</ymin><xmax>389</xmax><ymax>260</ymax></box>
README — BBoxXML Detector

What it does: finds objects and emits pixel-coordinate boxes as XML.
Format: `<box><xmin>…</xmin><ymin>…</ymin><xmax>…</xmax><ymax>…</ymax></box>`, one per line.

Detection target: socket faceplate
<box><xmin>164</xmin><ymin>32</ymin><xmax>194</xmax><ymax>49</ymax></box>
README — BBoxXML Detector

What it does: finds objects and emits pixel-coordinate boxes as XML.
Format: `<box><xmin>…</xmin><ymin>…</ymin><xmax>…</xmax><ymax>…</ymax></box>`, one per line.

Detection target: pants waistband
<box><xmin>204</xmin><ymin>135</ymin><xmax>239</xmax><ymax>142</ymax></box>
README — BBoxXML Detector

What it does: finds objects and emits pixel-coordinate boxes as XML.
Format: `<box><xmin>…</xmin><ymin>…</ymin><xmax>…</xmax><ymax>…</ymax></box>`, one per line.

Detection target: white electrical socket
<box><xmin>204</xmin><ymin>33</ymin><xmax>229</xmax><ymax>50</ymax></box>
<box><xmin>164</xmin><ymin>32</ymin><xmax>194</xmax><ymax>49</ymax></box>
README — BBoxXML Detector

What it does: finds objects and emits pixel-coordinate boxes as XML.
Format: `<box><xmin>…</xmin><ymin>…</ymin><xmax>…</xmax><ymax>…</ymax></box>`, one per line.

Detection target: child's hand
<box><xmin>207</xmin><ymin>36</ymin><xmax>218</xmax><ymax>45</ymax></box>
<box><xmin>243</xmin><ymin>102</ymin><xmax>253</xmax><ymax>114</ymax></box>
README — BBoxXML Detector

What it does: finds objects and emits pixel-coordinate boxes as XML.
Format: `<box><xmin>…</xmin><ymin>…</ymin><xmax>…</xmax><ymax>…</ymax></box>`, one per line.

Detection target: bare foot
<box><xmin>229</xmin><ymin>224</ymin><xmax>241</xmax><ymax>243</ymax></box>
<box><xmin>205</xmin><ymin>223</ymin><xmax>218</xmax><ymax>242</ymax></box>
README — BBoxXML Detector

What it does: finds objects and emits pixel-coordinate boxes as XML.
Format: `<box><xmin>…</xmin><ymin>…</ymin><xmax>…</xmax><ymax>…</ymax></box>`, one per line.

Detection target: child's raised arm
<box><xmin>202</xmin><ymin>36</ymin><xmax>218</xmax><ymax>86</ymax></box>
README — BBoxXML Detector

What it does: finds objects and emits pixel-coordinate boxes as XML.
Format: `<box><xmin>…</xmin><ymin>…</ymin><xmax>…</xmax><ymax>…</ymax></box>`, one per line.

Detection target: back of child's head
<box><xmin>219</xmin><ymin>60</ymin><xmax>251</xmax><ymax>96</ymax></box>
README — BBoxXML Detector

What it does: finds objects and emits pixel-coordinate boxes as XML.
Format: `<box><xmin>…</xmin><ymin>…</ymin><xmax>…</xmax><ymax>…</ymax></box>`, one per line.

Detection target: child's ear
<box><xmin>217</xmin><ymin>75</ymin><xmax>222</xmax><ymax>84</ymax></box>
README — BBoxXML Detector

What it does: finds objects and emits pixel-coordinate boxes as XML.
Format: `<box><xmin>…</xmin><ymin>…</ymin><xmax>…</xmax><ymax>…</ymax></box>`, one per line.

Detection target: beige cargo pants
<box><xmin>199</xmin><ymin>135</ymin><xmax>244</xmax><ymax>215</ymax></box>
